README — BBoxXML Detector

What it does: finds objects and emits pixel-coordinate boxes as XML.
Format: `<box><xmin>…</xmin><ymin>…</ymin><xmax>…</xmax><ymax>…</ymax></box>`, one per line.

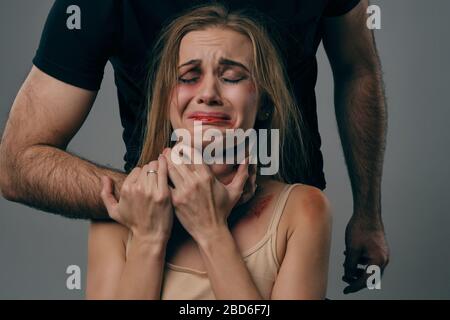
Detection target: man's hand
<box><xmin>343</xmin><ymin>213</ymin><xmax>390</xmax><ymax>294</ymax></box>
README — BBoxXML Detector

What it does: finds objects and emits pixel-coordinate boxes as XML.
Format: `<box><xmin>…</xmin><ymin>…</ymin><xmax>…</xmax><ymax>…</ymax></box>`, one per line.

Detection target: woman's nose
<box><xmin>196</xmin><ymin>74</ymin><xmax>223</xmax><ymax>106</ymax></box>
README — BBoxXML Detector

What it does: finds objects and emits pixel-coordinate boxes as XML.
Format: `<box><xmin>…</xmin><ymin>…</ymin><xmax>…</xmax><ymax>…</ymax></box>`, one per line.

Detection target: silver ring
<box><xmin>146</xmin><ymin>170</ymin><xmax>158</xmax><ymax>176</ymax></box>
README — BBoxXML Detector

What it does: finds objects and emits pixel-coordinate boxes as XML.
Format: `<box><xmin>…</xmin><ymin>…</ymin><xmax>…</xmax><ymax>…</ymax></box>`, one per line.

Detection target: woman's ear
<box><xmin>257</xmin><ymin>94</ymin><xmax>272</xmax><ymax>121</ymax></box>
<box><xmin>257</xmin><ymin>104</ymin><xmax>272</xmax><ymax>121</ymax></box>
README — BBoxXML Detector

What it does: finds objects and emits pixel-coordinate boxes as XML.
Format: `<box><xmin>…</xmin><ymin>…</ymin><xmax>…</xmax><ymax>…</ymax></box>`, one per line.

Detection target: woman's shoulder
<box><xmin>278</xmin><ymin>182</ymin><xmax>332</xmax><ymax>238</ymax></box>
<box><xmin>266</xmin><ymin>180</ymin><xmax>329</xmax><ymax>206</ymax></box>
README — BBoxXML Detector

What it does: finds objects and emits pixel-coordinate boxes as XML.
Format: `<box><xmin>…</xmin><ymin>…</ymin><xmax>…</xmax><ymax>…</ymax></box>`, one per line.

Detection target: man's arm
<box><xmin>322</xmin><ymin>0</ymin><xmax>389</xmax><ymax>293</ymax></box>
<box><xmin>0</xmin><ymin>66</ymin><xmax>126</xmax><ymax>219</ymax></box>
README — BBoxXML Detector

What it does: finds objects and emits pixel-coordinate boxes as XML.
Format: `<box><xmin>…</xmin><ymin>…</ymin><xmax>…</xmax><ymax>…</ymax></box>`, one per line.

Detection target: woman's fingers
<box><xmin>235</xmin><ymin>163</ymin><xmax>257</xmax><ymax>206</ymax></box>
<box><xmin>189</xmin><ymin>146</ymin><xmax>210</xmax><ymax>174</ymax></box>
<box><xmin>123</xmin><ymin>167</ymin><xmax>141</xmax><ymax>189</ymax></box>
<box><xmin>169</xmin><ymin>146</ymin><xmax>194</xmax><ymax>177</ymax></box>
<box><xmin>139</xmin><ymin>161</ymin><xmax>159</xmax><ymax>191</ymax></box>
<box><xmin>226</xmin><ymin>157</ymin><xmax>249</xmax><ymax>200</ymax></box>
<box><xmin>157</xmin><ymin>154</ymin><xmax>169</xmax><ymax>193</ymax></box>
<box><xmin>100</xmin><ymin>176</ymin><xmax>119</xmax><ymax>220</ymax></box>
<box><xmin>163</xmin><ymin>148</ymin><xmax>186</xmax><ymax>188</ymax></box>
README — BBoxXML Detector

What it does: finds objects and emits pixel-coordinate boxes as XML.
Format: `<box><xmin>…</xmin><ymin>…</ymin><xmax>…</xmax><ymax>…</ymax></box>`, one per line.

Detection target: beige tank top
<box><xmin>126</xmin><ymin>183</ymin><xmax>300</xmax><ymax>299</ymax></box>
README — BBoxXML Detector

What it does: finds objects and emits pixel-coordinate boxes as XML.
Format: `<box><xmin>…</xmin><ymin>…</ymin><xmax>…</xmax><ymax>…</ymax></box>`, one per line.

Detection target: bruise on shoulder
<box><xmin>248</xmin><ymin>194</ymin><xmax>274</xmax><ymax>218</ymax></box>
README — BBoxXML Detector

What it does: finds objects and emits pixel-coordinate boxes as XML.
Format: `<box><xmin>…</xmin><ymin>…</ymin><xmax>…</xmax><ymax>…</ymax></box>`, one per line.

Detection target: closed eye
<box><xmin>222</xmin><ymin>77</ymin><xmax>246</xmax><ymax>84</ymax></box>
<box><xmin>178</xmin><ymin>77</ymin><xmax>199</xmax><ymax>84</ymax></box>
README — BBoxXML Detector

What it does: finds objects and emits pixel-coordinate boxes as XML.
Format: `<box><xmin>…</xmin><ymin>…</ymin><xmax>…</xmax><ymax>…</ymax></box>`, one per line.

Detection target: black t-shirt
<box><xmin>32</xmin><ymin>0</ymin><xmax>360</xmax><ymax>190</ymax></box>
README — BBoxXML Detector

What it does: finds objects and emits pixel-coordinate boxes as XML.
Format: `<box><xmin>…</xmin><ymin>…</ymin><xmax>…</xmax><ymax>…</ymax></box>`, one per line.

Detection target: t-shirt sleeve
<box><xmin>32</xmin><ymin>0</ymin><xmax>121</xmax><ymax>91</ymax></box>
<box><xmin>323</xmin><ymin>0</ymin><xmax>361</xmax><ymax>17</ymax></box>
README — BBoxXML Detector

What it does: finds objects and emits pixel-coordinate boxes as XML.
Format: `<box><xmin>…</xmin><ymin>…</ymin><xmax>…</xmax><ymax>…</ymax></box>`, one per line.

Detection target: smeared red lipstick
<box><xmin>188</xmin><ymin>112</ymin><xmax>231</xmax><ymax>124</ymax></box>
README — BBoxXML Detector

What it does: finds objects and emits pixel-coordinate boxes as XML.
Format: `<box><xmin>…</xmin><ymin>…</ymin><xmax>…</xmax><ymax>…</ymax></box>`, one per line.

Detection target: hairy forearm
<box><xmin>334</xmin><ymin>71</ymin><xmax>387</xmax><ymax>215</ymax></box>
<box><xmin>197</xmin><ymin>226</ymin><xmax>263</xmax><ymax>300</ymax></box>
<box><xmin>6</xmin><ymin>144</ymin><xmax>126</xmax><ymax>219</ymax></box>
<box><xmin>116</xmin><ymin>236</ymin><xmax>166</xmax><ymax>300</ymax></box>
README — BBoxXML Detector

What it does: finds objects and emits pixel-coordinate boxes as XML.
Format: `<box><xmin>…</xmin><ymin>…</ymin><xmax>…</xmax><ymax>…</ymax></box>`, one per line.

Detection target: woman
<box><xmin>86</xmin><ymin>4</ymin><xmax>331</xmax><ymax>300</ymax></box>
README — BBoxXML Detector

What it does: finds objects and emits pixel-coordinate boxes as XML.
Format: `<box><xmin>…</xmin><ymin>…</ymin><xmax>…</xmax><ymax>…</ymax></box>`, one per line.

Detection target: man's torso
<box><xmin>112</xmin><ymin>0</ymin><xmax>328</xmax><ymax>189</ymax></box>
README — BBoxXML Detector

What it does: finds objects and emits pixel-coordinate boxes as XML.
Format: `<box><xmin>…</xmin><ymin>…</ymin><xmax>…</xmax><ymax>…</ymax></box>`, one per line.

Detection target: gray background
<box><xmin>1</xmin><ymin>0</ymin><xmax>449</xmax><ymax>299</ymax></box>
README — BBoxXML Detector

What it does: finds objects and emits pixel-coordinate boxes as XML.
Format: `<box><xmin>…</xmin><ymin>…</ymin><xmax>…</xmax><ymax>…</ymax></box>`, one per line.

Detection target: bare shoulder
<box><xmin>282</xmin><ymin>184</ymin><xmax>332</xmax><ymax>239</ymax></box>
<box><xmin>270</xmin><ymin>183</ymin><xmax>332</xmax><ymax>299</ymax></box>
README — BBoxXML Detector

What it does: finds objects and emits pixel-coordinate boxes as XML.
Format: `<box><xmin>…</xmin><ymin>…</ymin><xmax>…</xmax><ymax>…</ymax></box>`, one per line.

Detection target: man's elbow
<box><xmin>0</xmin><ymin>173</ymin><xmax>18</xmax><ymax>202</ymax></box>
<box><xmin>0</xmin><ymin>147</ymin><xmax>19</xmax><ymax>201</ymax></box>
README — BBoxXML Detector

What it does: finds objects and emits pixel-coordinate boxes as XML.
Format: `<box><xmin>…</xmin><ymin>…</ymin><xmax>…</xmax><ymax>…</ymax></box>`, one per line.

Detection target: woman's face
<box><xmin>169</xmin><ymin>27</ymin><xmax>259</xmax><ymax>142</ymax></box>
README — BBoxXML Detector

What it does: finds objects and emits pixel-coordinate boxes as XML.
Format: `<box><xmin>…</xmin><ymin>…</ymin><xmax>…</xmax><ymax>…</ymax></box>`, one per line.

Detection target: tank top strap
<box><xmin>267</xmin><ymin>183</ymin><xmax>302</xmax><ymax>234</ymax></box>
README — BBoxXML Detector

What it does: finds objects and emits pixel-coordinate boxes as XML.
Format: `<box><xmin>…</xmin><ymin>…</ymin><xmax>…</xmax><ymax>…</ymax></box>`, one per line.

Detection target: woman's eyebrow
<box><xmin>178</xmin><ymin>58</ymin><xmax>249</xmax><ymax>72</ymax></box>
<box><xmin>178</xmin><ymin>59</ymin><xmax>201</xmax><ymax>68</ymax></box>
<box><xmin>218</xmin><ymin>58</ymin><xmax>249</xmax><ymax>72</ymax></box>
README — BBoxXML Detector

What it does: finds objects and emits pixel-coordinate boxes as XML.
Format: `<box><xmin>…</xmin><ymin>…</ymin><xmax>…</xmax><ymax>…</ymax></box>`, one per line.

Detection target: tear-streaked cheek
<box><xmin>176</xmin><ymin>82</ymin><xmax>201</xmax><ymax>97</ymax></box>
<box><xmin>228</xmin><ymin>84</ymin><xmax>258</xmax><ymax>129</ymax></box>
<box><xmin>172</xmin><ymin>85</ymin><xmax>195</xmax><ymax>118</ymax></box>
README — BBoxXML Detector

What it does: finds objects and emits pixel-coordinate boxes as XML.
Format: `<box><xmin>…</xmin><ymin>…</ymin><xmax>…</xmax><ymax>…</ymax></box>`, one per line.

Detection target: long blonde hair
<box><xmin>136</xmin><ymin>3</ymin><xmax>311</xmax><ymax>183</ymax></box>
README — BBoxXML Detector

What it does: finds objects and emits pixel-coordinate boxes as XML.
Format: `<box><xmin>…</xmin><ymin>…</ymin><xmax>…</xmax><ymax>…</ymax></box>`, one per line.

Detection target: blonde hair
<box><xmin>137</xmin><ymin>3</ymin><xmax>311</xmax><ymax>183</ymax></box>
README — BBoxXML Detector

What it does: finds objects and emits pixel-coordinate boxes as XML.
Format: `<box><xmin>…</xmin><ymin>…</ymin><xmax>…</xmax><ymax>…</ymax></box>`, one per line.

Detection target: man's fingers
<box><xmin>100</xmin><ymin>176</ymin><xmax>119</xmax><ymax>219</ymax></box>
<box><xmin>343</xmin><ymin>272</ymin><xmax>371</xmax><ymax>294</ymax></box>
<box><xmin>342</xmin><ymin>251</ymin><xmax>386</xmax><ymax>294</ymax></box>
<box><xmin>342</xmin><ymin>268</ymin><xmax>365</xmax><ymax>284</ymax></box>
<box><xmin>344</xmin><ymin>249</ymin><xmax>362</xmax><ymax>279</ymax></box>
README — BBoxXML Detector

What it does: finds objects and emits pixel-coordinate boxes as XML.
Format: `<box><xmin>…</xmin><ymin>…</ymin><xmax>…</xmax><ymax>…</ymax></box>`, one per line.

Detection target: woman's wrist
<box><xmin>130</xmin><ymin>233</ymin><xmax>168</xmax><ymax>260</ymax></box>
<box><xmin>195</xmin><ymin>224</ymin><xmax>232</xmax><ymax>252</ymax></box>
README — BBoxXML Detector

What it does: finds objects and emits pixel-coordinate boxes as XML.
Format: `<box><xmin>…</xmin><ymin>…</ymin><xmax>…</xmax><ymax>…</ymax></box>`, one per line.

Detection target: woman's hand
<box><xmin>100</xmin><ymin>155</ymin><xmax>173</xmax><ymax>244</ymax></box>
<box><xmin>162</xmin><ymin>146</ymin><xmax>249</xmax><ymax>243</ymax></box>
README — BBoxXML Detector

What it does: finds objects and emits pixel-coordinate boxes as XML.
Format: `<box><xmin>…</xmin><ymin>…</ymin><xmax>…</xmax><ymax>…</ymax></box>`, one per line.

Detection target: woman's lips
<box><xmin>187</xmin><ymin>112</ymin><xmax>232</xmax><ymax>124</ymax></box>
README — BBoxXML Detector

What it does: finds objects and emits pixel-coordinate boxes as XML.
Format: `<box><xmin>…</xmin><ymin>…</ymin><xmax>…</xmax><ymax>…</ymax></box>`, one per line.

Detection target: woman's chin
<box><xmin>209</xmin><ymin>163</ymin><xmax>237</xmax><ymax>184</ymax></box>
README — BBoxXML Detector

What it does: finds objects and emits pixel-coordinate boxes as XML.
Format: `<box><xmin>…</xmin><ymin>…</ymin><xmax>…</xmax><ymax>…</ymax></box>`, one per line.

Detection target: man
<box><xmin>0</xmin><ymin>0</ymin><xmax>388</xmax><ymax>294</ymax></box>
